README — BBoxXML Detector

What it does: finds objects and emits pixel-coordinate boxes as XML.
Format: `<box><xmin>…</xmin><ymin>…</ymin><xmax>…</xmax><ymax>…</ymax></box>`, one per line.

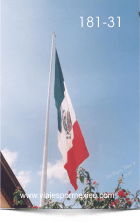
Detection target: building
<box><xmin>0</xmin><ymin>152</ymin><xmax>33</xmax><ymax>208</ymax></box>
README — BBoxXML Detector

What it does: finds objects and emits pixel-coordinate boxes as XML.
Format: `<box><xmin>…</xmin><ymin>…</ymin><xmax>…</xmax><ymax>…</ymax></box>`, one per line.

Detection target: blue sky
<box><xmin>1</xmin><ymin>0</ymin><xmax>139</xmax><ymax>207</ymax></box>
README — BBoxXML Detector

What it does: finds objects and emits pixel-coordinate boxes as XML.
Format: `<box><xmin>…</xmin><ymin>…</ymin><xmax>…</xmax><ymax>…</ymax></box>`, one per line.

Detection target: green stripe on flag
<box><xmin>54</xmin><ymin>49</ymin><xmax>65</xmax><ymax>132</ymax></box>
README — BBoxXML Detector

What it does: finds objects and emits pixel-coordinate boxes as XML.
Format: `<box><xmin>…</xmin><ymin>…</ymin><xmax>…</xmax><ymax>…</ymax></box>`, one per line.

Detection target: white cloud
<box><xmin>1</xmin><ymin>148</ymin><xmax>18</xmax><ymax>168</ymax></box>
<box><xmin>16</xmin><ymin>171</ymin><xmax>32</xmax><ymax>189</ymax></box>
<box><xmin>37</xmin><ymin>159</ymin><xmax>69</xmax><ymax>184</ymax></box>
<box><xmin>1</xmin><ymin>148</ymin><xmax>31</xmax><ymax>189</ymax></box>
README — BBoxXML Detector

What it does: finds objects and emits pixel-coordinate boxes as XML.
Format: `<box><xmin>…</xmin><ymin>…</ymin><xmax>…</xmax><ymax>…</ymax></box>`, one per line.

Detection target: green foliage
<box><xmin>13</xmin><ymin>167</ymin><xmax>140</xmax><ymax>209</ymax></box>
<box><xmin>13</xmin><ymin>187</ymin><xmax>25</xmax><ymax>207</ymax></box>
<box><xmin>80</xmin><ymin>176</ymin><xmax>84</xmax><ymax>184</ymax></box>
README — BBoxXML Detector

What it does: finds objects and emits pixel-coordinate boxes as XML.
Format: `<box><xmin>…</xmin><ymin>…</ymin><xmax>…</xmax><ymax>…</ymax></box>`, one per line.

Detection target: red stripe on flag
<box><xmin>64</xmin><ymin>120</ymin><xmax>89</xmax><ymax>190</ymax></box>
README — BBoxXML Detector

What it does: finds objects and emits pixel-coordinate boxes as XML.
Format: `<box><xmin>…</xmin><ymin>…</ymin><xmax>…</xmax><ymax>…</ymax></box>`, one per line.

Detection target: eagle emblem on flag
<box><xmin>62</xmin><ymin>110</ymin><xmax>72</xmax><ymax>139</ymax></box>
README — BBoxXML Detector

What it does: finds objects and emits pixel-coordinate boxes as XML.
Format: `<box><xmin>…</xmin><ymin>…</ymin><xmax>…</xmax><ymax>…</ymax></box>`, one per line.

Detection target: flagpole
<box><xmin>40</xmin><ymin>32</ymin><xmax>56</xmax><ymax>207</ymax></box>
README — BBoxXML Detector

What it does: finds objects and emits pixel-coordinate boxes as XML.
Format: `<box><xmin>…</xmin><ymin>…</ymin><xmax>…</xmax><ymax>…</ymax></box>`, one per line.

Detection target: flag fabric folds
<box><xmin>54</xmin><ymin>49</ymin><xmax>89</xmax><ymax>190</ymax></box>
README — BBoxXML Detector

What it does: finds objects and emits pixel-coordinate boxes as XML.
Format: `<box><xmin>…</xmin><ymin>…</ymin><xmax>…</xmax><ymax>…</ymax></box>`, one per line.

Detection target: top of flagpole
<box><xmin>53</xmin><ymin>31</ymin><xmax>56</xmax><ymax>37</ymax></box>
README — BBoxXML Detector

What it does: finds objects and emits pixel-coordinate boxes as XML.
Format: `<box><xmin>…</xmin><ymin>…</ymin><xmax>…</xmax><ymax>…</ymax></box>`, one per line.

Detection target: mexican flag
<box><xmin>54</xmin><ymin>49</ymin><xmax>89</xmax><ymax>190</ymax></box>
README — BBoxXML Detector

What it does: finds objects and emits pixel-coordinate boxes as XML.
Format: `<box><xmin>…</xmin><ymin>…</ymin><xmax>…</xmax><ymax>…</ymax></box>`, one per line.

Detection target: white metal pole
<box><xmin>40</xmin><ymin>32</ymin><xmax>55</xmax><ymax>207</ymax></box>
